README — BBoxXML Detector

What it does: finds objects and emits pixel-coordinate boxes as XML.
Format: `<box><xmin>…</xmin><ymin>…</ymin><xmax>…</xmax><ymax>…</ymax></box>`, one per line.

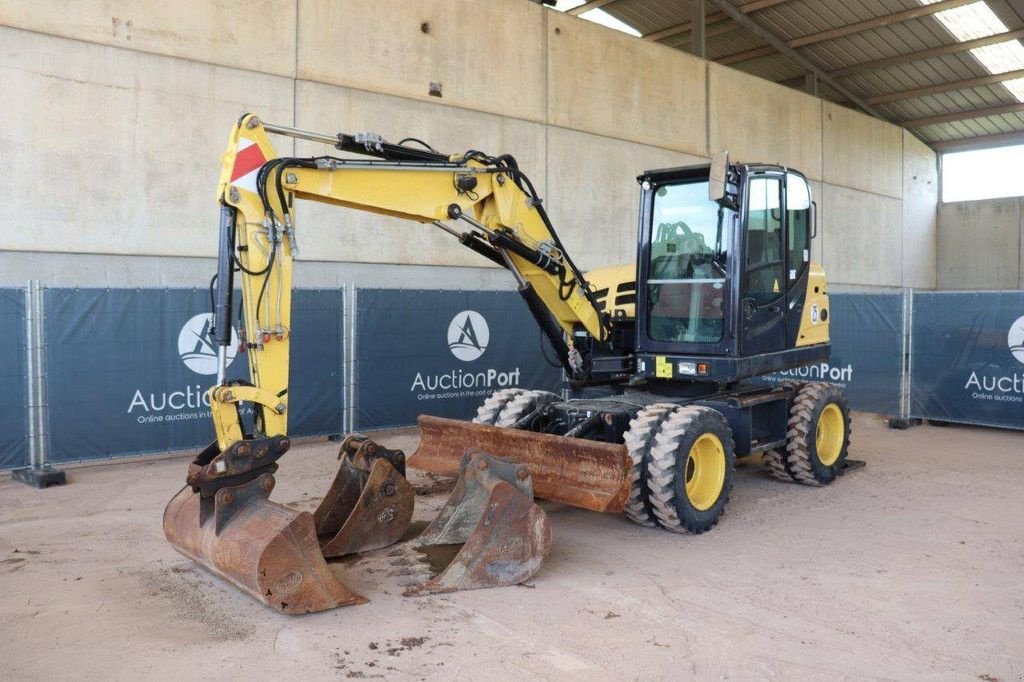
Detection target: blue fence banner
<box><xmin>354</xmin><ymin>289</ymin><xmax>562</xmax><ymax>430</ymax></box>
<box><xmin>0</xmin><ymin>289</ymin><xmax>28</xmax><ymax>469</ymax></box>
<box><xmin>910</xmin><ymin>291</ymin><xmax>1024</xmax><ymax>430</ymax></box>
<box><xmin>44</xmin><ymin>288</ymin><xmax>344</xmax><ymax>463</ymax></box>
<box><xmin>757</xmin><ymin>293</ymin><xmax>904</xmax><ymax>415</ymax></box>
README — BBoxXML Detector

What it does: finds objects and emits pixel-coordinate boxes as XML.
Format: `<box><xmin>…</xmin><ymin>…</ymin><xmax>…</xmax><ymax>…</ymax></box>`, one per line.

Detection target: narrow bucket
<box><xmin>163</xmin><ymin>472</ymin><xmax>366</xmax><ymax>614</ymax></box>
<box><xmin>314</xmin><ymin>435</ymin><xmax>414</xmax><ymax>557</ymax></box>
<box><xmin>396</xmin><ymin>449</ymin><xmax>552</xmax><ymax>597</ymax></box>
<box><xmin>408</xmin><ymin>415</ymin><xmax>632</xmax><ymax>513</ymax></box>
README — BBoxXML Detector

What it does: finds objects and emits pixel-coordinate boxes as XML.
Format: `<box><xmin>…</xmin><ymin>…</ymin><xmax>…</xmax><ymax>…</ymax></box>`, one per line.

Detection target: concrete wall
<box><xmin>0</xmin><ymin>1</ymin><xmax>937</xmax><ymax>290</ymax></box>
<box><xmin>937</xmin><ymin>198</ymin><xmax>1024</xmax><ymax>289</ymax></box>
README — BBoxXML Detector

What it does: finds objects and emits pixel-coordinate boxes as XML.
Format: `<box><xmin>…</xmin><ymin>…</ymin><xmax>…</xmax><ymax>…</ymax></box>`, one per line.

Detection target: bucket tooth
<box><xmin>313</xmin><ymin>435</ymin><xmax>414</xmax><ymax>557</ymax></box>
<box><xmin>403</xmin><ymin>449</ymin><xmax>552</xmax><ymax>597</ymax></box>
<box><xmin>163</xmin><ymin>473</ymin><xmax>366</xmax><ymax>614</ymax></box>
<box><xmin>408</xmin><ymin>415</ymin><xmax>632</xmax><ymax>513</ymax></box>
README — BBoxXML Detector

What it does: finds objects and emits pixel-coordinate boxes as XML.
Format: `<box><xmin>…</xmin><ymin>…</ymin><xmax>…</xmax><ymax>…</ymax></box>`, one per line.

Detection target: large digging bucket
<box><xmin>163</xmin><ymin>474</ymin><xmax>366</xmax><ymax>614</ymax></box>
<box><xmin>395</xmin><ymin>449</ymin><xmax>552</xmax><ymax>597</ymax></box>
<box><xmin>313</xmin><ymin>434</ymin><xmax>414</xmax><ymax>557</ymax></box>
<box><xmin>409</xmin><ymin>415</ymin><xmax>632</xmax><ymax>513</ymax></box>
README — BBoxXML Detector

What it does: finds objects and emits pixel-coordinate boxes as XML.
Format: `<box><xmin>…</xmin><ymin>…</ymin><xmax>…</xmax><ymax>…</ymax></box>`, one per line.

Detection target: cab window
<box><xmin>744</xmin><ymin>176</ymin><xmax>784</xmax><ymax>305</ymax></box>
<box><xmin>786</xmin><ymin>172</ymin><xmax>811</xmax><ymax>282</ymax></box>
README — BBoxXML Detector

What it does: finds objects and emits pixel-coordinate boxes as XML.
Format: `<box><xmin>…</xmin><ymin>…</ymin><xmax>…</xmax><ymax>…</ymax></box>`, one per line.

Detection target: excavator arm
<box><xmin>207</xmin><ymin>114</ymin><xmax>607</xmax><ymax>454</ymax></box>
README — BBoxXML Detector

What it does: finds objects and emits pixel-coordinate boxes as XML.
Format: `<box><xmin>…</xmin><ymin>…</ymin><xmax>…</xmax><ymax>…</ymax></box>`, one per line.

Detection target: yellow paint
<box><xmin>685</xmin><ymin>433</ymin><xmax>726</xmax><ymax>511</ymax></box>
<box><xmin>655</xmin><ymin>356</ymin><xmax>673</xmax><ymax>378</ymax></box>
<box><xmin>815</xmin><ymin>403</ymin><xmax>845</xmax><ymax>466</ymax></box>
<box><xmin>795</xmin><ymin>263</ymin><xmax>830</xmax><ymax>347</ymax></box>
<box><xmin>584</xmin><ymin>262</ymin><xmax>636</xmax><ymax>319</ymax></box>
<box><xmin>208</xmin><ymin>113</ymin><xmax>611</xmax><ymax>453</ymax></box>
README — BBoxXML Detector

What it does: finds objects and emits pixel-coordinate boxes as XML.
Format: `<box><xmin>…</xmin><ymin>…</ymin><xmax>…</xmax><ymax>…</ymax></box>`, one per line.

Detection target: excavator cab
<box><xmin>635</xmin><ymin>158</ymin><xmax>829</xmax><ymax>383</ymax></box>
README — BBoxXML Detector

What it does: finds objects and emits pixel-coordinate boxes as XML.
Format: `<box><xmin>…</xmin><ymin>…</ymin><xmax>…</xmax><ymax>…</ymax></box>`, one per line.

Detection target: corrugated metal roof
<box><xmin>591</xmin><ymin>0</ymin><xmax>1024</xmax><ymax>150</ymax></box>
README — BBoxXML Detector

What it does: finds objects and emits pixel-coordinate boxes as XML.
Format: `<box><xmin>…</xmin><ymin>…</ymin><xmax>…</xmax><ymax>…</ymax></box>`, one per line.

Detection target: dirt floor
<box><xmin>0</xmin><ymin>413</ymin><xmax>1022</xmax><ymax>680</ymax></box>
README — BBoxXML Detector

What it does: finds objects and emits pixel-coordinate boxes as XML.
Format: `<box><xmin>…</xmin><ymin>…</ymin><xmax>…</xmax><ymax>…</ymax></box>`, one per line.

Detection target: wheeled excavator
<box><xmin>163</xmin><ymin>114</ymin><xmax>852</xmax><ymax>613</ymax></box>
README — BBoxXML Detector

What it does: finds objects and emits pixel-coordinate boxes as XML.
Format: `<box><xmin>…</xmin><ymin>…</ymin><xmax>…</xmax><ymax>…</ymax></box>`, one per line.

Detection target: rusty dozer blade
<box><xmin>313</xmin><ymin>434</ymin><xmax>414</xmax><ymax>557</ymax></box>
<box><xmin>408</xmin><ymin>415</ymin><xmax>631</xmax><ymax>513</ymax></box>
<box><xmin>396</xmin><ymin>449</ymin><xmax>552</xmax><ymax>597</ymax></box>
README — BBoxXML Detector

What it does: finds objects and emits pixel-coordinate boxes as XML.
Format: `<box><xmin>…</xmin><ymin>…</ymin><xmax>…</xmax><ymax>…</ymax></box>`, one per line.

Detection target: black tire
<box><xmin>495</xmin><ymin>389</ymin><xmax>560</xmax><ymax>427</ymax></box>
<box><xmin>784</xmin><ymin>382</ymin><xmax>851</xmax><ymax>486</ymax></box>
<box><xmin>646</xmin><ymin>406</ymin><xmax>736</xmax><ymax>534</ymax></box>
<box><xmin>761</xmin><ymin>449</ymin><xmax>793</xmax><ymax>482</ymax></box>
<box><xmin>472</xmin><ymin>388</ymin><xmax>526</xmax><ymax>425</ymax></box>
<box><xmin>622</xmin><ymin>403</ymin><xmax>677</xmax><ymax>528</ymax></box>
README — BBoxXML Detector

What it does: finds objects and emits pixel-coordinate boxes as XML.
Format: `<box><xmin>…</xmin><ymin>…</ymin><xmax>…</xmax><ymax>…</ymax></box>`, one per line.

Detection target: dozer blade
<box><xmin>409</xmin><ymin>415</ymin><xmax>631</xmax><ymax>513</ymax></box>
<box><xmin>396</xmin><ymin>449</ymin><xmax>551</xmax><ymax>597</ymax></box>
<box><xmin>163</xmin><ymin>472</ymin><xmax>366</xmax><ymax>614</ymax></box>
<box><xmin>314</xmin><ymin>434</ymin><xmax>414</xmax><ymax>557</ymax></box>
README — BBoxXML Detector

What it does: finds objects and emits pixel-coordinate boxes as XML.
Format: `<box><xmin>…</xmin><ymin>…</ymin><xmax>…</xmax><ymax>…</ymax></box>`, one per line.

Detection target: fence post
<box><xmin>887</xmin><ymin>287</ymin><xmax>917</xmax><ymax>430</ymax></box>
<box><xmin>345</xmin><ymin>284</ymin><xmax>357</xmax><ymax>434</ymax></box>
<box><xmin>12</xmin><ymin>280</ymin><xmax>66</xmax><ymax>487</ymax></box>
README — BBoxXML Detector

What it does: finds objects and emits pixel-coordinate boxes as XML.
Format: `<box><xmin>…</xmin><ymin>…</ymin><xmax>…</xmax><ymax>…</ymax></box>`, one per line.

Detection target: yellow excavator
<box><xmin>163</xmin><ymin>114</ymin><xmax>852</xmax><ymax>614</ymax></box>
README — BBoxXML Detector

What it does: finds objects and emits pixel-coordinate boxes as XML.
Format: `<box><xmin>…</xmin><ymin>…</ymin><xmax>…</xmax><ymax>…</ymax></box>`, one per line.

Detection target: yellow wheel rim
<box><xmin>815</xmin><ymin>403</ymin><xmax>845</xmax><ymax>466</ymax></box>
<box><xmin>685</xmin><ymin>433</ymin><xmax>726</xmax><ymax>511</ymax></box>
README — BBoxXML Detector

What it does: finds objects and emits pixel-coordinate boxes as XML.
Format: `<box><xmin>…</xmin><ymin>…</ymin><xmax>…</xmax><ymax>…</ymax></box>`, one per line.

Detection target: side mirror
<box><xmin>811</xmin><ymin>200</ymin><xmax>818</xmax><ymax>239</ymax></box>
<box><xmin>709</xmin><ymin>150</ymin><xmax>729</xmax><ymax>202</ymax></box>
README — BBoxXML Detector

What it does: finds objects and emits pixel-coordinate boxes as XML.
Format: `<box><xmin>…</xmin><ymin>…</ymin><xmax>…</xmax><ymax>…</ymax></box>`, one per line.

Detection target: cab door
<box><xmin>740</xmin><ymin>173</ymin><xmax>787</xmax><ymax>355</ymax></box>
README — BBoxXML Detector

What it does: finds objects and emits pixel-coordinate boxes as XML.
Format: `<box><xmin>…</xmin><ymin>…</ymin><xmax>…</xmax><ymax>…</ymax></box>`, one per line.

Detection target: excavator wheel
<box><xmin>622</xmin><ymin>403</ymin><xmax>678</xmax><ymax>528</ymax></box>
<box><xmin>761</xmin><ymin>449</ymin><xmax>795</xmax><ymax>482</ymax></box>
<box><xmin>494</xmin><ymin>389</ymin><xmax>560</xmax><ymax>427</ymax></box>
<box><xmin>646</xmin><ymin>406</ymin><xmax>735</xmax><ymax>534</ymax></box>
<box><xmin>472</xmin><ymin>388</ymin><xmax>528</xmax><ymax>425</ymax></box>
<box><xmin>784</xmin><ymin>382</ymin><xmax>851</xmax><ymax>486</ymax></box>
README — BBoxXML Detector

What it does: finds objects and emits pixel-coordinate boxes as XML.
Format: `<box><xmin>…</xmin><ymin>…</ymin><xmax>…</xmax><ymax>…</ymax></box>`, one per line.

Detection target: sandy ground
<box><xmin>0</xmin><ymin>413</ymin><xmax>1022</xmax><ymax>681</ymax></box>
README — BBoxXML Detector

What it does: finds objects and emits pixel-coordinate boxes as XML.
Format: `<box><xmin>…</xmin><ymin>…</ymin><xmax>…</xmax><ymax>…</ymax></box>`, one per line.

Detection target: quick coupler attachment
<box><xmin>313</xmin><ymin>434</ymin><xmax>414</xmax><ymax>557</ymax></box>
<box><xmin>390</xmin><ymin>449</ymin><xmax>552</xmax><ymax>597</ymax></box>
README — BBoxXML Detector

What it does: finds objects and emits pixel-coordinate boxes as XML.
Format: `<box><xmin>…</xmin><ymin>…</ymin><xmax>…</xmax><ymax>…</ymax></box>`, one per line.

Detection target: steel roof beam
<box><xmin>866</xmin><ymin>68</ymin><xmax>1024</xmax><ymax>104</ymax></box>
<box><xmin>705</xmin><ymin>0</ymin><xmax>887</xmax><ymax>120</ymax></box>
<box><xmin>718</xmin><ymin>0</ymin><xmax>979</xmax><ymax>66</ymax></box>
<box><xmin>902</xmin><ymin>102</ymin><xmax>1024</xmax><ymax>128</ymax></box>
<box><xmin>929</xmin><ymin>130</ymin><xmax>1024</xmax><ymax>151</ymax></box>
<box><xmin>643</xmin><ymin>0</ymin><xmax>791</xmax><ymax>43</ymax></box>
<box><xmin>831</xmin><ymin>28</ymin><xmax>1024</xmax><ymax>77</ymax></box>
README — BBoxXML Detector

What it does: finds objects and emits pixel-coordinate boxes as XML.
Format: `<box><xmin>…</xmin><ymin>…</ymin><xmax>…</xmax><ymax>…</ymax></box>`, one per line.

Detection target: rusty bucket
<box><xmin>163</xmin><ymin>433</ymin><xmax>414</xmax><ymax>614</ymax></box>
<box><xmin>408</xmin><ymin>415</ymin><xmax>632</xmax><ymax>513</ymax></box>
<box><xmin>163</xmin><ymin>472</ymin><xmax>366</xmax><ymax>614</ymax></box>
<box><xmin>314</xmin><ymin>434</ymin><xmax>414</xmax><ymax>557</ymax></box>
<box><xmin>395</xmin><ymin>449</ymin><xmax>551</xmax><ymax>597</ymax></box>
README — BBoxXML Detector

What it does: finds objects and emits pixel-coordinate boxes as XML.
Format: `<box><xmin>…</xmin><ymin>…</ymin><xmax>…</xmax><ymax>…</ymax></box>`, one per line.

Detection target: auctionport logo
<box><xmin>177</xmin><ymin>313</ymin><xmax>237</xmax><ymax>375</ymax></box>
<box><xmin>447</xmin><ymin>310</ymin><xmax>489</xmax><ymax>362</ymax></box>
<box><xmin>1009</xmin><ymin>315</ymin><xmax>1024</xmax><ymax>365</ymax></box>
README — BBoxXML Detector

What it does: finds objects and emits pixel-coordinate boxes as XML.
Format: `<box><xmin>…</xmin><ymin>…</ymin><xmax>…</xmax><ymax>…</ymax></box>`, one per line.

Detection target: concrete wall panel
<box><xmin>937</xmin><ymin>199</ymin><xmax>1021</xmax><ymax>289</ymax></box>
<box><xmin>0</xmin><ymin>28</ymin><xmax>293</xmax><ymax>258</ymax></box>
<box><xmin>708</xmin><ymin>64</ymin><xmax>822</xmax><ymax>180</ymax></box>
<box><xmin>0</xmin><ymin>0</ymin><xmax>296</xmax><ymax>77</ymax></box>
<box><xmin>901</xmin><ymin>132</ymin><xmax>937</xmax><ymax>289</ymax></box>
<box><xmin>821</xmin><ymin>184</ymin><xmax>902</xmax><ymax>287</ymax></box>
<box><xmin>547</xmin><ymin>15</ymin><xmax>706</xmax><ymax>156</ymax></box>
<box><xmin>546</xmin><ymin>127</ymin><xmax>705</xmax><ymax>271</ymax></box>
<box><xmin>293</xmin><ymin>80</ymin><xmax>546</xmax><ymax>267</ymax></box>
<box><xmin>823</xmin><ymin>103</ymin><xmax>902</xmax><ymax>199</ymax></box>
<box><xmin>297</xmin><ymin>0</ymin><xmax>545</xmax><ymax>122</ymax></box>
